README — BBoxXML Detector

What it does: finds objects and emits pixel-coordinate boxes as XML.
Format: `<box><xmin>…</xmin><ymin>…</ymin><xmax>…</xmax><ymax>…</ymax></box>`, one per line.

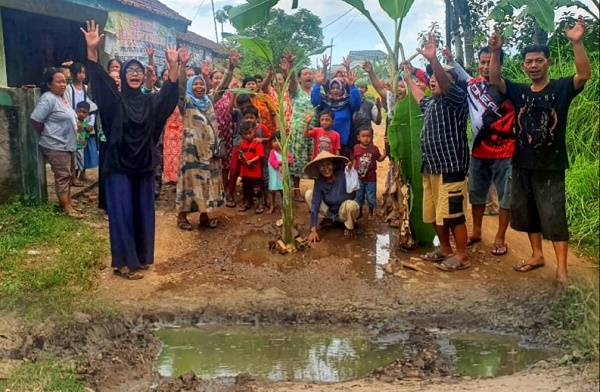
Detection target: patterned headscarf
<box><xmin>186</xmin><ymin>75</ymin><xmax>211</xmax><ymax>112</ymax></box>
<box><xmin>322</xmin><ymin>77</ymin><xmax>350</xmax><ymax>111</ymax></box>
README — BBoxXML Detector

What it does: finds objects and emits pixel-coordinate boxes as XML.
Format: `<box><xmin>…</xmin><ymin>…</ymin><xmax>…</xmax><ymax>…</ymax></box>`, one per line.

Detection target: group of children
<box><xmin>230</xmin><ymin>98</ymin><xmax>386</xmax><ymax>219</ymax></box>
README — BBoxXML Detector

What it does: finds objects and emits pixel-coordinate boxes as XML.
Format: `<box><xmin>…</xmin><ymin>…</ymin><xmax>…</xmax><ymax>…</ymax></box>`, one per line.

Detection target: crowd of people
<box><xmin>30</xmin><ymin>17</ymin><xmax>590</xmax><ymax>285</ymax></box>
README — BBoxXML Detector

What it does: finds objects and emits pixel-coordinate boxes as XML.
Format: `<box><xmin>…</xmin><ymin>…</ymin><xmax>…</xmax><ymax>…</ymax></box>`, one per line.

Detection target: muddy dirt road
<box><xmin>2</xmin><ymin>124</ymin><xmax>597</xmax><ymax>392</ymax></box>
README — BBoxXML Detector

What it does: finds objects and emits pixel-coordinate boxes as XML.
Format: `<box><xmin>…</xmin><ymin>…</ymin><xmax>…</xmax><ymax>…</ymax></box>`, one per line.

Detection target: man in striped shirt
<box><xmin>404</xmin><ymin>32</ymin><xmax>470</xmax><ymax>272</ymax></box>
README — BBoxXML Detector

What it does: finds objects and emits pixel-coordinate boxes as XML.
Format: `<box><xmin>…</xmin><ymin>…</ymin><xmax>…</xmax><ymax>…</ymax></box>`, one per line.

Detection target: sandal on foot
<box><xmin>293</xmin><ymin>195</ymin><xmax>305</xmax><ymax>203</ymax></box>
<box><xmin>255</xmin><ymin>206</ymin><xmax>265</xmax><ymax>214</ymax></box>
<box><xmin>199</xmin><ymin>219</ymin><xmax>218</xmax><ymax>229</ymax></box>
<box><xmin>114</xmin><ymin>269</ymin><xmax>143</xmax><ymax>280</ymax></box>
<box><xmin>466</xmin><ymin>237</ymin><xmax>482</xmax><ymax>247</ymax></box>
<box><xmin>420</xmin><ymin>249</ymin><xmax>449</xmax><ymax>262</ymax></box>
<box><xmin>64</xmin><ymin>209</ymin><xmax>84</xmax><ymax>219</ymax></box>
<box><xmin>514</xmin><ymin>260</ymin><xmax>544</xmax><ymax>273</ymax></box>
<box><xmin>225</xmin><ymin>200</ymin><xmax>236</xmax><ymax>208</ymax></box>
<box><xmin>177</xmin><ymin>220</ymin><xmax>193</xmax><ymax>230</ymax></box>
<box><xmin>437</xmin><ymin>257</ymin><xmax>471</xmax><ymax>272</ymax></box>
<box><xmin>238</xmin><ymin>204</ymin><xmax>251</xmax><ymax>212</ymax></box>
<box><xmin>491</xmin><ymin>243</ymin><xmax>508</xmax><ymax>256</ymax></box>
<box><xmin>138</xmin><ymin>264</ymin><xmax>151</xmax><ymax>270</ymax></box>
<box><xmin>70</xmin><ymin>181</ymin><xmax>84</xmax><ymax>187</ymax></box>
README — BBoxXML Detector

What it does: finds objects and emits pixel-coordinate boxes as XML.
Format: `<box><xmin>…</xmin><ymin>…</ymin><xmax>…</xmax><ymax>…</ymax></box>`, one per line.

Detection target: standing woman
<box><xmin>288</xmin><ymin>65</ymin><xmax>316</xmax><ymax>202</ymax></box>
<box><xmin>176</xmin><ymin>47</ymin><xmax>225</xmax><ymax>230</ymax></box>
<box><xmin>82</xmin><ymin>20</ymin><xmax>181</xmax><ymax>280</ymax></box>
<box><xmin>30</xmin><ymin>68</ymin><xmax>81</xmax><ymax>218</ymax></box>
<box><xmin>64</xmin><ymin>62</ymin><xmax>99</xmax><ymax>183</ymax></box>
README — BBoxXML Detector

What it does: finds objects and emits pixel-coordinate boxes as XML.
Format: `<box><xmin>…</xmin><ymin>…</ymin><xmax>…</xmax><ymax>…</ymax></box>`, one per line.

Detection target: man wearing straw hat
<box><xmin>304</xmin><ymin>151</ymin><xmax>360</xmax><ymax>243</ymax></box>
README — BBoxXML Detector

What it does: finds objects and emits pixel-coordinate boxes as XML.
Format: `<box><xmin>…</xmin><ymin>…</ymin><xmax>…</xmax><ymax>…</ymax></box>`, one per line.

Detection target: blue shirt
<box><xmin>311</xmin><ymin>85</ymin><xmax>362</xmax><ymax>146</ymax></box>
<box><xmin>310</xmin><ymin>169</ymin><xmax>355</xmax><ymax>228</ymax></box>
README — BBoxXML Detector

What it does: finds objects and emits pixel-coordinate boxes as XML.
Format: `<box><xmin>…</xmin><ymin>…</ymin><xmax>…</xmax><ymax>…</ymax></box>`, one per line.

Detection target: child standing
<box><xmin>226</xmin><ymin>94</ymin><xmax>253</xmax><ymax>207</ymax></box>
<box><xmin>267</xmin><ymin>132</ymin><xmax>293</xmax><ymax>214</ymax></box>
<box><xmin>238</xmin><ymin>122</ymin><xmax>265</xmax><ymax>213</ymax></box>
<box><xmin>353</xmin><ymin>128</ymin><xmax>386</xmax><ymax>219</ymax></box>
<box><xmin>304</xmin><ymin>110</ymin><xmax>341</xmax><ymax>159</ymax></box>
<box><xmin>74</xmin><ymin>101</ymin><xmax>91</xmax><ymax>183</ymax></box>
<box><xmin>242</xmin><ymin>106</ymin><xmax>270</xmax><ymax>208</ymax></box>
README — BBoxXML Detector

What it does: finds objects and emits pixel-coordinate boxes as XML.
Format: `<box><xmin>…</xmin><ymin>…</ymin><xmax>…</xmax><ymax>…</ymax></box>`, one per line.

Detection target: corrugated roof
<box><xmin>177</xmin><ymin>31</ymin><xmax>229</xmax><ymax>57</ymax></box>
<box><xmin>114</xmin><ymin>0</ymin><xmax>190</xmax><ymax>24</ymax></box>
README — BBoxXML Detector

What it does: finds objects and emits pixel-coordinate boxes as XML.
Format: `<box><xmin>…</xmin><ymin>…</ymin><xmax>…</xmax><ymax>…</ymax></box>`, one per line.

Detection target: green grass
<box><xmin>0</xmin><ymin>360</ymin><xmax>85</xmax><ymax>392</ymax></box>
<box><xmin>502</xmin><ymin>47</ymin><xmax>599</xmax><ymax>258</ymax></box>
<box><xmin>0</xmin><ymin>197</ymin><xmax>107</xmax><ymax>318</ymax></box>
<box><xmin>551</xmin><ymin>279</ymin><xmax>600</xmax><ymax>363</ymax></box>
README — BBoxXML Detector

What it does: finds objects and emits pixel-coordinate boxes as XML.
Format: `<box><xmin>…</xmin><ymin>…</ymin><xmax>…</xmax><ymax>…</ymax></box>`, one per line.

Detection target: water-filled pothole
<box><xmin>444</xmin><ymin>332</ymin><xmax>557</xmax><ymax>377</ymax></box>
<box><xmin>155</xmin><ymin>326</ymin><xmax>557</xmax><ymax>382</ymax></box>
<box><xmin>232</xmin><ymin>231</ymin><xmax>393</xmax><ymax>280</ymax></box>
<box><xmin>155</xmin><ymin>325</ymin><xmax>402</xmax><ymax>382</ymax></box>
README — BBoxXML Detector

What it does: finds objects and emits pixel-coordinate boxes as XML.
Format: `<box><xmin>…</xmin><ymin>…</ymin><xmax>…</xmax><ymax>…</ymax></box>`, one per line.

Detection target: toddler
<box><xmin>353</xmin><ymin>128</ymin><xmax>386</xmax><ymax>219</ymax></box>
<box><xmin>267</xmin><ymin>132</ymin><xmax>293</xmax><ymax>214</ymax></box>
<box><xmin>238</xmin><ymin>122</ymin><xmax>265</xmax><ymax>214</ymax></box>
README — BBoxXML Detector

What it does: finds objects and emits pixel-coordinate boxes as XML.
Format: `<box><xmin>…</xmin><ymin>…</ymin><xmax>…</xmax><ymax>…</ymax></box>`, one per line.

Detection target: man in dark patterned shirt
<box><xmin>404</xmin><ymin>32</ymin><xmax>470</xmax><ymax>272</ymax></box>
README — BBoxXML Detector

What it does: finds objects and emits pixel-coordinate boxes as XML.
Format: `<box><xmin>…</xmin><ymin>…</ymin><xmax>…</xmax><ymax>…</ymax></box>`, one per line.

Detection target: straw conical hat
<box><xmin>303</xmin><ymin>151</ymin><xmax>349</xmax><ymax>179</ymax></box>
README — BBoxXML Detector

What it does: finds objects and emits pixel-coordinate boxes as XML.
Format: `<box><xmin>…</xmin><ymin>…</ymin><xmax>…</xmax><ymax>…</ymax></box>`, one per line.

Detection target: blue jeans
<box><xmin>355</xmin><ymin>180</ymin><xmax>377</xmax><ymax>209</ymax></box>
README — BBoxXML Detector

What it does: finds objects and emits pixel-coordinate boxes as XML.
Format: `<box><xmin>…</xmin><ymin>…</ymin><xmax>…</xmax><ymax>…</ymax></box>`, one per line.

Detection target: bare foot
<box><xmin>344</xmin><ymin>229</ymin><xmax>354</xmax><ymax>236</ymax></box>
<box><xmin>266</xmin><ymin>207</ymin><xmax>274</xmax><ymax>214</ymax></box>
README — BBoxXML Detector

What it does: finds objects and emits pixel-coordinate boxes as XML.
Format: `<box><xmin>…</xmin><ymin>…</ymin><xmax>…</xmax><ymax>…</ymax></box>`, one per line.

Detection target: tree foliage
<box><xmin>223</xmin><ymin>7</ymin><xmax>323</xmax><ymax>76</ymax></box>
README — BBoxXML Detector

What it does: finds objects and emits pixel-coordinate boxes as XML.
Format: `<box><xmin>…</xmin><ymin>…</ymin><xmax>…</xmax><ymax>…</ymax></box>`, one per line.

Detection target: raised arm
<box><xmin>282</xmin><ymin>50</ymin><xmax>298</xmax><ymax>95</ymax></box>
<box><xmin>146</xmin><ymin>45</ymin><xmax>155</xmax><ymax>70</ymax></box>
<box><xmin>487</xmin><ymin>26</ymin><xmax>506</xmax><ymax>94</ymax></box>
<box><xmin>311</xmin><ymin>73</ymin><xmax>325</xmax><ymax>107</ymax></box>
<box><xmin>213</xmin><ymin>51</ymin><xmax>240</xmax><ymax>104</ymax></box>
<box><xmin>403</xmin><ymin>67</ymin><xmax>425</xmax><ymax>104</ymax></box>
<box><xmin>418</xmin><ymin>32</ymin><xmax>451</xmax><ymax>94</ymax></box>
<box><xmin>443</xmin><ymin>46</ymin><xmax>471</xmax><ymax>83</ymax></box>
<box><xmin>177</xmin><ymin>46</ymin><xmax>191</xmax><ymax>113</ymax></box>
<box><xmin>565</xmin><ymin>15</ymin><xmax>591</xmax><ymax>90</ymax></box>
<box><xmin>362</xmin><ymin>60</ymin><xmax>387</xmax><ymax>104</ymax></box>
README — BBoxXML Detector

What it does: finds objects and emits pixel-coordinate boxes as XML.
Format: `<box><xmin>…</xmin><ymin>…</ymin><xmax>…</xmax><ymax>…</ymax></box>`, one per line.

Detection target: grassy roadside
<box><xmin>0</xmin><ymin>360</ymin><xmax>85</xmax><ymax>392</ymax></box>
<box><xmin>0</xmin><ymin>197</ymin><xmax>108</xmax><ymax>318</ymax></box>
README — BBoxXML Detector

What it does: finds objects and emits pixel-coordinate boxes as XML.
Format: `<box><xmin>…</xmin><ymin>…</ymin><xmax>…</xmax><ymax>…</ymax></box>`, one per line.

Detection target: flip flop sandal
<box><xmin>114</xmin><ymin>269</ymin><xmax>143</xmax><ymax>280</ymax></box>
<box><xmin>199</xmin><ymin>219</ymin><xmax>218</xmax><ymax>229</ymax></box>
<box><xmin>420</xmin><ymin>249</ymin><xmax>449</xmax><ymax>262</ymax></box>
<box><xmin>437</xmin><ymin>256</ymin><xmax>471</xmax><ymax>272</ymax></box>
<box><xmin>466</xmin><ymin>237</ymin><xmax>482</xmax><ymax>247</ymax></box>
<box><xmin>513</xmin><ymin>260</ymin><xmax>545</xmax><ymax>273</ymax></box>
<box><xmin>177</xmin><ymin>220</ymin><xmax>193</xmax><ymax>230</ymax></box>
<box><xmin>293</xmin><ymin>195</ymin><xmax>305</xmax><ymax>203</ymax></box>
<box><xmin>255</xmin><ymin>206</ymin><xmax>265</xmax><ymax>214</ymax></box>
<box><xmin>138</xmin><ymin>264</ymin><xmax>151</xmax><ymax>270</ymax></box>
<box><xmin>225</xmin><ymin>200</ymin><xmax>237</xmax><ymax>208</ymax></box>
<box><xmin>491</xmin><ymin>243</ymin><xmax>508</xmax><ymax>256</ymax></box>
<box><xmin>70</xmin><ymin>181</ymin><xmax>84</xmax><ymax>187</ymax></box>
<box><xmin>238</xmin><ymin>204</ymin><xmax>251</xmax><ymax>212</ymax></box>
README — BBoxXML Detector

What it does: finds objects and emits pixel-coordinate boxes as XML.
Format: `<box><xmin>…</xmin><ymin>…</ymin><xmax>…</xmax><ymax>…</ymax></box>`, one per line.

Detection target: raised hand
<box><xmin>345</xmin><ymin>69</ymin><xmax>357</xmax><ymax>86</ymax></box>
<box><xmin>342</xmin><ymin>56</ymin><xmax>352</xmax><ymax>70</ymax></box>
<box><xmin>80</xmin><ymin>20</ymin><xmax>105</xmax><ymax>50</ymax></box>
<box><xmin>165</xmin><ymin>45</ymin><xmax>179</xmax><ymax>69</ymax></box>
<box><xmin>283</xmin><ymin>50</ymin><xmax>297</xmax><ymax>65</ymax></box>
<box><xmin>488</xmin><ymin>25</ymin><xmax>503</xmax><ymax>51</ymax></box>
<box><xmin>384</xmin><ymin>80</ymin><xmax>393</xmax><ymax>91</ymax></box>
<box><xmin>320</xmin><ymin>55</ymin><xmax>331</xmax><ymax>69</ymax></box>
<box><xmin>362</xmin><ymin>60</ymin><xmax>373</xmax><ymax>74</ymax></box>
<box><xmin>441</xmin><ymin>46</ymin><xmax>453</xmax><ymax>63</ymax></box>
<box><xmin>314</xmin><ymin>70</ymin><xmax>325</xmax><ymax>85</ymax></box>
<box><xmin>146</xmin><ymin>45</ymin><xmax>155</xmax><ymax>57</ymax></box>
<box><xmin>178</xmin><ymin>45</ymin><xmax>192</xmax><ymax>65</ymax></box>
<box><xmin>400</xmin><ymin>60</ymin><xmax>415</xmax><ymax>75</ymax></box>
<box><xmin>417</xmin><ymin>32</ymin><xmax>438</xmax><ymax>61</ymax></box>
<box><xmin>280</xmin><ymin>58</ymin><xmax>290</xmax><ymax>74</ymax></box>
<box><xmin>145</xmin><ymin>65</ymin><xmax>155</xmax><ymax>78</ymax></box>
<box><xmin>304</xmin><ymin>111</ymin><xmax>313</xmax><ymax>124</ymax></box>
<box><xmin>565</xmin><ymin>15</ymin><xmax>586</xmax><ymax>43</ymax></box>
<box><xmin>229</xmin><ymin>50</ymin><xmax>240</xmax><ymax>69</ymax></box>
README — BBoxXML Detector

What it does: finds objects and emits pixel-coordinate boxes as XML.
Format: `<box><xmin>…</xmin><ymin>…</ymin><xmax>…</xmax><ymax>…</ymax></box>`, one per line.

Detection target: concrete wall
<box><xmin>0</xmin><ymin>87</ymin><xmax>46</xmax><ymax>203</ymax></box>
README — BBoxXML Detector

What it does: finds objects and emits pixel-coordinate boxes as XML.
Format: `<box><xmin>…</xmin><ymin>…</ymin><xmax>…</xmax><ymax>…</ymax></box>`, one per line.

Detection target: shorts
<box><xmin>423</xmin><ymin>172</ymin><xmax>467</xmax><ymax>227</ymax></box>
<box><xmin>468</xmin><ymin>157</ymin><xmax>511</xmax><ymax>209</ymax></box>
<box><xmin>510</xmin><ymin>167</ymin><xmax>569</xmax><ymax>241</ymax></box>
<box><xmin>241</xmin><ymin>176</ymin><xmax>263</xmax><ymax>203</ymax></box>
<box><xmin>41</xmin><ymin>147</ymin><xmax>73</xmax><ymax>196</ymax></box>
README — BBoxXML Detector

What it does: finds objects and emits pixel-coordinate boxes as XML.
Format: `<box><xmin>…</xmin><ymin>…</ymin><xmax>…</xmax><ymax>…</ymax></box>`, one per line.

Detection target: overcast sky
<box><xmin>161</xmin><ymin>0</ymin><xmax>596</xmax><ymax>66</ymax></box>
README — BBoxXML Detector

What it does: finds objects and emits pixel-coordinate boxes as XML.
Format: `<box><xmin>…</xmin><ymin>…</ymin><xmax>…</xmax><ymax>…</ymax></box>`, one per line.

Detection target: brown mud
<box><xmin>1</xmin><ymin>124</ymin><xmax>598</xmax><ymax>391</ymax></box>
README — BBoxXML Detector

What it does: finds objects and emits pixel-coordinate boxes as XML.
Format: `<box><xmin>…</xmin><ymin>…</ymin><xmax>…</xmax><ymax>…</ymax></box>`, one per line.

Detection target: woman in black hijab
<box><xmin>81</xmin><ymin>20</ymin><xmax>182</xmax><ymax>280</ymax></box>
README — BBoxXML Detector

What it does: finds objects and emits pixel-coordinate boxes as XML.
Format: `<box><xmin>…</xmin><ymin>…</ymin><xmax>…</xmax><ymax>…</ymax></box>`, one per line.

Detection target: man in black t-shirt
<box><xmin>488</xmin><ymin>16</ymin><xmax>591</xmax><ymax>285</ymax></box>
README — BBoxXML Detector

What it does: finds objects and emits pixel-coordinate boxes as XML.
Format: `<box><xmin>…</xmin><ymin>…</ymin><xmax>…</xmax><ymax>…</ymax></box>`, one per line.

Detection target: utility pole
<box><xmin>211</xmin><ymin>0</ymin><xmax>219</xmax><ymax>43</ymax></box>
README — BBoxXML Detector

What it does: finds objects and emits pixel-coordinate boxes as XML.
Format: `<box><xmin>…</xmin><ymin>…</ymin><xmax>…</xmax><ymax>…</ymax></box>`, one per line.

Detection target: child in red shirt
<box><xmin>304</xmin><ymin>110</ymin><xmax>341</xmax><ymax>159</ymax></box>
<box><xmin>353</xmin><ymin>128</ymin><xmax>386</xmax><ymax>219</ymax></box>
<box><xmin>238</xmin><ymin>122</ymin><xmax>265</xmax><ymax>213</ymax></box>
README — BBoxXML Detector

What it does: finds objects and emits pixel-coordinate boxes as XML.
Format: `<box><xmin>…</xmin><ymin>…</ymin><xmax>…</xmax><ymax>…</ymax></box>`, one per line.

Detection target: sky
<box><xmin>161</xmin><ymin>0</ymin><xmax>446</xmax><ymax>65</ymax></box>
<box><xmin>161</xmin><ymin>0</ymin><xmax>597</xmax><ymax>66</ymax></box>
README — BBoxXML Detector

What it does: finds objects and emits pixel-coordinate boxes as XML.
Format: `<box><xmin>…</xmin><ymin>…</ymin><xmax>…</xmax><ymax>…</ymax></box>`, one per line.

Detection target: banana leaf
<box><xmin>388</xmin><ymin>90</ymin><xmax>435</xmax><ymax>245</ymax></box>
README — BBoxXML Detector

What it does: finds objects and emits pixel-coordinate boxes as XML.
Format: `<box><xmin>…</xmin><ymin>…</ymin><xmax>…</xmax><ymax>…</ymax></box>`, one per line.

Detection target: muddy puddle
<box><xmin>154</xmin><ymin>325</ymin><xmax>557</xmax><ymax>382</ymax></box>
<box><xmin>155</xmin><ymin>325</ymin><xmax>402</xmax><ymax>382</ymax></box>
<box><xmin>442</xmin><ymin>332</ymin><xmax>557</xmax><ymax>377</ymax></box>
<box><xmin>232</xmin><ymin>230</ymin><xmax>393</xmax><ymax>279</ymax></box>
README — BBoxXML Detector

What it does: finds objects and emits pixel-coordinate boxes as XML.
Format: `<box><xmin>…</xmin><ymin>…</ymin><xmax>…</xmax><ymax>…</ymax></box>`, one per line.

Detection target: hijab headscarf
<box><xmin>119</xmin><ymin>59</ymin><xmax>150</xmax><ymax>124</ymax></box>
<box><xmin>186</xmin><ymin>75</ymin><xmax>211</xmax><ymax>112</ymax></box>
<box><xmin>322</xmin><ymin>77</ymin><xmax>350</xmax><ymax>111</ymax></box>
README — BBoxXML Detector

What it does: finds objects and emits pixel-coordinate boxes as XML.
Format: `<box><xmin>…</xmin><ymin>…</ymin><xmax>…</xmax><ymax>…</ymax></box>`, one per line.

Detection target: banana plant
<box><xmin>224</xmin><ymin>32</ymin><xmax>330</xmax><ymax>246</ymax></box>
<box><xmin>227</xmin><ymin>0</ymin><xmax>435</xmax><ymax>246</ymax></box>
